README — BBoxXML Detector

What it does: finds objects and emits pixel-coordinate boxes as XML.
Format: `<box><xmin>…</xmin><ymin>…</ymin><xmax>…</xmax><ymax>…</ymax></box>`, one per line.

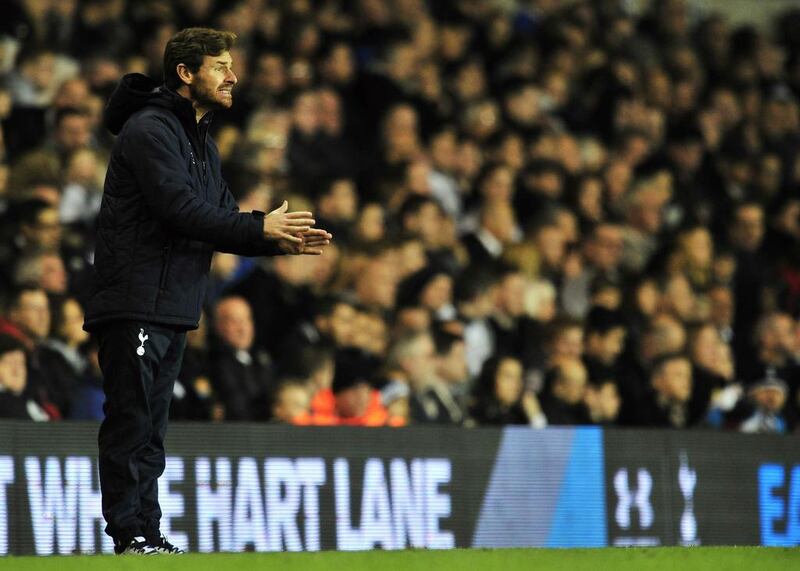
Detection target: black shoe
<box><xmin>151</xmin><ymin>534</ymin><xmax>185</xmax><ymax>554</ymax></box>
<box><xmin>114</xmin><ymin>536</ymin><xmax>159</xmax><ymax>555</ymax></box>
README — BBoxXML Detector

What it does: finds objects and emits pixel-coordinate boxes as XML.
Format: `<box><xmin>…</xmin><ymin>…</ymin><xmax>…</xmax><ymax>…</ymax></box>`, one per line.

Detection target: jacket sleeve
<box><xmin>216</xmin><ymin>179</ymin><xmax>284</xmax><ymax>257</ymax></box>
<box><xmin>122</xmin><ymin>116</ymin><xmax>279</xmax><ymax>255</ymax></box>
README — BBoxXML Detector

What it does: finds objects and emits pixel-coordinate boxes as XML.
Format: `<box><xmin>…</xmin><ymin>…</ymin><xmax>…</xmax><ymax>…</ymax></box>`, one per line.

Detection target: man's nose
<box><xmin>226</xmin><ymin>69</ymin><xmax>237</xmax><ymax>85</ymax></box>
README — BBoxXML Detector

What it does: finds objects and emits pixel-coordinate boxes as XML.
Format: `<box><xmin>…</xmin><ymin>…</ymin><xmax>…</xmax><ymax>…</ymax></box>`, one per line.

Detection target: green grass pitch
<box><xmin>1</xmin><ymin>547</ymin><xmax>798</xmax><ymax>570</ymax></box>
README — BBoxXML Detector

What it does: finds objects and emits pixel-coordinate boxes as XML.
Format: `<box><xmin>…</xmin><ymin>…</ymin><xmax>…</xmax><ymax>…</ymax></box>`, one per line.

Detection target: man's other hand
<box><xmin>263</xmin><ymin>200</ymin><xmax>315</xmax><ymax>243</ymax></box>
<box><xmin>278</xmin><ymin>228</ymin><xmax>333</xmax><ymax>255</ymax></box>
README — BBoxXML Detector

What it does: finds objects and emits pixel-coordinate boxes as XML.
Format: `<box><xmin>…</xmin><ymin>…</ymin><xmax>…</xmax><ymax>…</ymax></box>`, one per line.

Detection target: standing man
<box><xmin>83</xmin><ymin>28</ymin><xmax>331</xmax><ymax>555</ymax></box>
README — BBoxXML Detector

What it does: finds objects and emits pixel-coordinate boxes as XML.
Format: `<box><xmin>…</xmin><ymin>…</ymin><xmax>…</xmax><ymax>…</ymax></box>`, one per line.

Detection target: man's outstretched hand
<box><xmin>263</xmin><ymin>200</ymin><xmax>315</xmax><ymax>243</ymax></box>
<box><xmin>277</xmin><ymin>227</ymin><xmax>333</xmax><ymax>255</ymax></box>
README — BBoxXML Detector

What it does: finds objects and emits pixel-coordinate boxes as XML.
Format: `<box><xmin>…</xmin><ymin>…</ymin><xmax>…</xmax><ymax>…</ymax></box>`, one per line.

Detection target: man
<box><xmin>208</xmin><ymin>296</ymin><xmax>273</xmax><ymax>421</ymax></box>
<box><xmin>5</xmin><ymin>285</ymin><xmax>79</xmax><ymax>419</ymax></box>
<box><xmin>634</xmin><ymin>353</ymin><xmax>695</xmax><ymax>428</ymax></box>
<box><xmin>540</xmin><ymin>358</ymin><xmax>590</xmax><ymax>425</ymax></box>
<box><xmin>82</xmin><ymin>28</ymin><xmax>331</xmax><ymax>556</ymax></box>
<box><xmin>332</xmin><ymin>347</ymin><xmax>389</xmax><ymax>426</ymax></box>
<box><xmin>0</xmin><ymin>334</ymin><xmax>50</xmax><ymax>421</ymax></box>
<box><xmin>583</xmin><ymin>306</ymin><xmax>627</xmax><ymax>383</ymax></box>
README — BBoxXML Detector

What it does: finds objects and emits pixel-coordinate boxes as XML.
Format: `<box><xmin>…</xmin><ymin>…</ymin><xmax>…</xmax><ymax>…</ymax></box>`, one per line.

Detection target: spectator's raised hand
<box><xmin>278</xmin><ymin>227</ymin><xmax>333</xmax><ymax>255</ymax></box>
<box><xmin>263</xmin><ymin>200</ymin><xmax>315</xmax><ymax>243</ymax></box>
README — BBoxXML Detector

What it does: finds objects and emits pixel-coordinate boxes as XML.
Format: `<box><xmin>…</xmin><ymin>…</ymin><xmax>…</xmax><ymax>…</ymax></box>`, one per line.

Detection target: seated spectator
<box><xmin>634</xmin><ymin>353</ymin><xmax>695</xmax><ymax>428</ymax></box>
<box><xmin>583</xmin><ymin>306</ymin><xmax>627</xmax><ymax>382</ymax></box>
<box><xmin>545</xmin><ymin>316</ymin><xmax>585</xmax><ymax>366</ymax></box>
<box><xmin>540</xmin><ymin>358</ymin><xmax>590</xmax><ymax>426</ymax></box>
<box><xmin>0</xmin><ymin>334</ymin><xmax>49</xmax><ymax>421</ymax></box>
<box><xmin>454</xmin><ymin>265</ymin><xmax>498</xmax><ymax>378</ymax></box>
<box><xmin>396</xmin><ymin>265</ymin><xmax>456</xmax><ymax>322</ymax></box>
<box><xmin>332</xmin><ymin>347</ymin><xmax>390</xmax><ymax>427</ymax></box>
<box><xmin>384</xmin><ymin>332</ymin><xmax>445</xmax><ymax>423</ymax></box>
<box><xmin>13</xmin><ymin>250</ymin><xmax>68</xmax><ymax>295</ymax></box>
<box><xmin>434</xmin><ymin>328</ymin><xmax>471</xmax><ymax>409</ymax></box>
<box><xmin>5</xmin><ymin>285</ymin><xmax>79</xmax><ymax>418</ymax></box>
<box><xmin>208</xmin><ymin>296</ymin><xmax>274</xmax><ymax>421</ymax></box>
<box><xmin>43</xmin><ymin>296</ymin><xmax>88</xmax><ymax>377</ymax></box>
<box><xmin>469</xmin><ymin>355</ymin><xmax>544</xmax><ymax>427</ymax></box>
<box><xmin>280</xmin><ymin>344</ymin><xmax>337</xmax><ymax>424</ymax></box>
<box><xmin>738</xmin><ymin>374</ymin><xmax>789</xmax><ymax>434</ymax></box>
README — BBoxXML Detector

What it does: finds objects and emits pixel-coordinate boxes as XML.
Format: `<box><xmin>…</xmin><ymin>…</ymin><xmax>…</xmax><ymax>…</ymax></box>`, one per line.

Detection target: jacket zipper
<box><xmin>189</xmin><ymin>147</ymin><xmax>207</xmax><ymax>188</ymax></box>
<box><xmin>158</xmin><ymin>243</ymin><xmax>172</xmax><ymax>291</ymax></box>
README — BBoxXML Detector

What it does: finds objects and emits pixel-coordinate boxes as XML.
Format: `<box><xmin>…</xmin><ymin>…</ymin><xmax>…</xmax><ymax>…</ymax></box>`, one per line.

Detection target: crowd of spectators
<box><xmin>1</xmin><ymin>0</ymin><xmax>800</xmax><ymax>434</ymax></box>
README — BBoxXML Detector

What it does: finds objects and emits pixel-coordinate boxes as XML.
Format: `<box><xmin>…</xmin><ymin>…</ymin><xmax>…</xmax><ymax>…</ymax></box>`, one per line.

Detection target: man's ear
<box><xmin>176</xmin><ymin>63</ymin><xmax>194</xmax><ymax>86</ymax></box>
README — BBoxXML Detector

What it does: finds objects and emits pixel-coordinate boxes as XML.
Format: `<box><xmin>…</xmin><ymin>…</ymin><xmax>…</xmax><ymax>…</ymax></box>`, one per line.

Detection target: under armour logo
<box><xmin>614</xmin><ymin>468</ymin><xmax>654</xmax><ymax>530</ymax></box>
<box><xmin>137</xmin><ymin>328</ymin><xmax>149</xmax><ymax>356</ymax></box>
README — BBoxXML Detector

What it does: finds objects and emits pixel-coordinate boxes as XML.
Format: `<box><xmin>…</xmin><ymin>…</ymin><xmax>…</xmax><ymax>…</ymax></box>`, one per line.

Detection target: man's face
<box><xmin>40</xmin><ymin>254</ymin><xmax>67</xmax><ymax>294</ymax></box>
<box><xmin>535</xmin><ymin>226</ymin><xmax>566</xmax><ymax>268</ymax></box>
<box><xmin>732</xmin><ymin>206</ymin><xmax>764</xmax><ymax>251</ymax></box>
<box><xmin>403</xmin><ymin>336</ymin><xmax>437</xmax><ymax>387</ymax></box>
<box><xmin>709</xmin><ymin>287</ymin><xmax>733</xmax><ymax>326</ymax></box>
<box><xmin>11</xmin><ymin>291</ymin><xmax>50</xmax><ymax>341</ymax></box>
<box><xmin>214</xmin><ymin>298</ymin><xmax>254</xmax><ymax>351</ymax></box>
<box><xmin>495</xmin><ymin>358</ymin><xmax>522</xmax><ymax>406</ymax></box>
<box><xmin>24</xmin><ymin>207</ymin><xmax>62</xmax><ymax>250</ymax></box>
<box><xmin>553</xmin><ymin>327</ymin><xmax>584</xmax><ymax>360</ymax></box>
<box><xmin>255</xmin><ymin>54</ymin><xmax>286</xmax><ymax>92</ymax></box>
<box><xmin>592</xmin><ymin>327</ymin><xmax>626</xmax><ymax>364</ymax></box>
<box><xmin>498</xmin><ymin>273</ymin><xmax>526</xmax><ymax>318</ymax></box>
<box><xmin>555</xmin><ymin>360</ymin><xmax>588</xmax><ymax>405</ymax></box>
<box><xmin>324</xmin><ymin>44</ymin><xmax>355</xmax><ymax>84</ymax></box>
<box><xmin>189</xmin><ymin>52</ymin><xmax>237</xmax><ymax>111</ymax></box>
<box><xmin>56</xmin><ymin>114</ymin><xmax>91</xmax><ymax>151</ymax></box>
<box><xmin>589</xmin><ymin>225</ymin><xmax>624</xmax><ymax>271</ymax></box>
<box><xmin>654</xmin><ymin>358</ymin><xmax>692</xmax><ymax>403</ymax></box>
<box><xmin>752</xmin><ymin>386</ymin><xmax>787</xmax><ymax>413</ymax></box>
<box><xmin>0</xmin><ymin>349</ymin><xmax>26</xmax><ymax>395</ymax></box>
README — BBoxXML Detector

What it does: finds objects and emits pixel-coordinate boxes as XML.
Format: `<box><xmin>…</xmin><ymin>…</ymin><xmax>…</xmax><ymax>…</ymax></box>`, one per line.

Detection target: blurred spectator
<box><xmin>540</xmin><ymin>358</ymin><xmax>590</xmax><ymax>425</ymax></box>
<box><xmin>332</xmin><ymin>347</ymin><xmax>389</xmax><ymax>427</ymax></box>
<box><xmin>208</xmin><ymin>296</ymin><xmax>274</xmax><ymax>421</ymax></box>
<box><xmin>738</xmin><ymin>374</ymin><xmax>790</xmax><ymax>434</ymax></box>
<box><xmin>0</xmin><ymin>334</ymin><xmax>49</xmax><ymax>420</ymax></box>
<box><xmin>634</xmin><ymin>353</ymin><xmax>695</xmax><ymax>428</ymax></box>
<box><xmin>44</xmin><ymin>296</ymin><xmax>88</xmax><ymax>376</ymax></box>
<box><xmin>583</xmin><ymin>306</ymin><xmax>627</xmax><ymax>383</ymax></box>
<box><xmin>454</xmin><ymin>265</ymin><xmax>497</xmax><ymax>378</ymax></box>
<box><xmin>384</xmin><ymin>331</ymin><xmax>444</xmax><ymax>422</ymax></box>
<box><xmin>4</xmin><ymin>285</ymin><xmax>78</xmax><ymax>418</ymax></box>
<box><xmin>469</xmin><ymin>354</ymin><xmax>544</xmax><ymax>427</ymax></box>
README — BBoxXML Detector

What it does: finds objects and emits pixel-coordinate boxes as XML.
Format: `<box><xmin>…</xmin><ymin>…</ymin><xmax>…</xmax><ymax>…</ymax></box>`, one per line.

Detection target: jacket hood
<box><xmin>103</xmin><ymin>73</ymin><xmax>196</xmax><ymax>135</ymax></box>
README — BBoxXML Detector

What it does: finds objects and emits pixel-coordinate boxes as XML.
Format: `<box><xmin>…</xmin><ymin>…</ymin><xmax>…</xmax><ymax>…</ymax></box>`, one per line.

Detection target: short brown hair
<box><xmin>163</xmin><ymin>27</ymin><xmax>236</xmax><ymax>90</ymax></box>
